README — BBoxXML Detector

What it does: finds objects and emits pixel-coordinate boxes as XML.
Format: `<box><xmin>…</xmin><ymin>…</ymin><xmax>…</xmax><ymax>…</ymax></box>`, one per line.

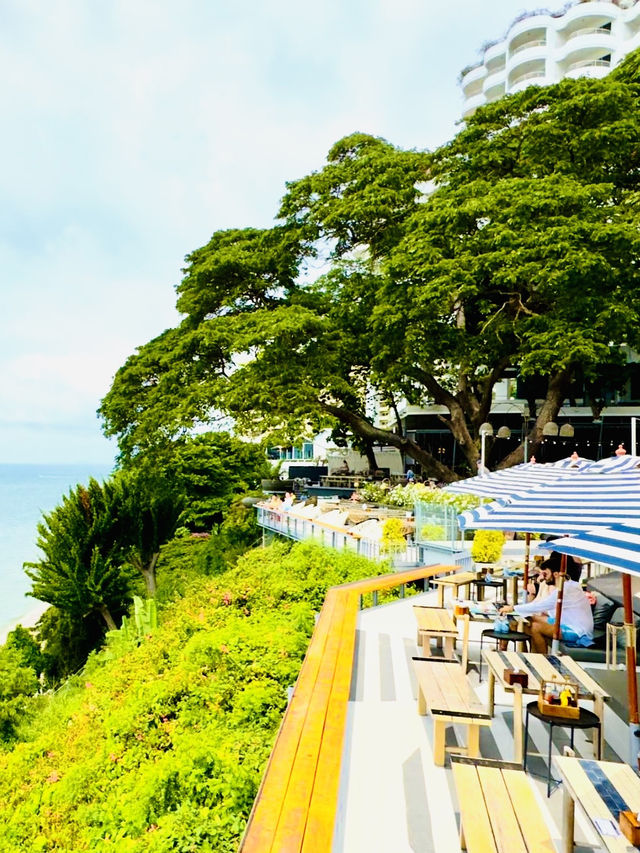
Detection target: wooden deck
<box><xmin>238</xmin><ymin>564</ymin><xmax>458</xmax><ymax>852</ymax></box>
<box><xmin>241</xmin><ymin>573</ymin><xmax>634</xmax><ymax>852</ymax></box>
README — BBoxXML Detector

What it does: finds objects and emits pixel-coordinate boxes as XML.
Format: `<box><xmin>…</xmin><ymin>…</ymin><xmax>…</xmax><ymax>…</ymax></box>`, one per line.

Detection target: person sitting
<box><xmin>337</xmin><ymin>459</ymin><xmax>350</xmax><ymax>475</ymax></box>
<box><xmin>499</xmin><ymin>557</ymin><xmax>593</xmax><ymax>653</ymax></box>
<box><xmin>405</xmin><ymin>468</ymin><xmax>416</xmax><ymax>482</ymax></box>
<box><xmin>282</xmin><ymin>492</ymin><xmax>294</xmax><ymax>509</ymax></box>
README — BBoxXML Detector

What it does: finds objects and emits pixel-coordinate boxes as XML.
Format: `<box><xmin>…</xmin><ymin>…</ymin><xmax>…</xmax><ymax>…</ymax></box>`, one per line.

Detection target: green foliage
<box><xmin>4</xmin><ymin>626</ymin><xmax>45</xmax><ymax>676</ymax></box>
<box><xmin>471</xmin><ymin>530</ymin><xmax>505</xmax><ymax>563</ymax></box>
<box><xmin>380</xmin><ymin>518</ymin><xmax>406</xmax><ymax>554</ymax></box>
<box><xmin>0</xmin><ymin>647</ymin><xmax>39</xmax><ymax>745</ymax></box>
<box><xmin>0</xmin><ymin>541</ymin><xmax>390</xmax><ymax>850</ymax></box>
<box><xmin>419</xmin><ymin>524</ymin><xmax>445</xmax><ymax>541</ymax></box>
<box><xmin>24</xmin><ymin>478</ymin><xmax>136</xmax><ymax>632</ymax></box>
<box><xmin>100</xmin><ymin>70</ymin><xmax>640</xmax><ymax>482</ymax></box>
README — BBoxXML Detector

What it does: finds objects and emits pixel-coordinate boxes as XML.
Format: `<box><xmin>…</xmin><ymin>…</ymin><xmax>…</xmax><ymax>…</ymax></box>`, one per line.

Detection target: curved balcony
<box><xmin>560</xmin><ymin>30</ymin><xmax>614</xmax><ymax>62</ymax></box>
<box><xmin>555</xmin><ymin>1</ymin><xmax>619</xmax><ymax>29</ymax></box>
<box><xmin>483</xmin><ymin>67</ymin><xmax>507</xmax><ymax>99</ymax></box>
<box><xmin>484</xmin><ymin>41</ymin><xmax>507</xmax><ymax>70</ymax></box>
<box><xmin>510</xmin><ymin>38</ymin><xmax>546</xmax><ymax>56</ymax></box>
<box><xmin>509</xmin><ymin>70</ymin><xmax>548</xmax><ymax>94</ymax></box>
<box><xmin>506</xmin><ymin>14</ymin><xmax>550</xmax><ymax>43</ymax></box>
<box><xmin>565</xmin><ymin>58</ymin><xmax>612</xmax><ymax>79</ymax></box>
<box><xmin>567</xmin><ymin>26</ymin><xmax>613</xmax><ymax>41</ymax></box>
<box><xmin>460</xmin><ymin>63</ymin><xmax>487</xmax><ymax>96</ymax></box>
<box><xmin>462</xmin><ymin>91</ymin><xmax>488</xmax><ymax>117</ymax></box>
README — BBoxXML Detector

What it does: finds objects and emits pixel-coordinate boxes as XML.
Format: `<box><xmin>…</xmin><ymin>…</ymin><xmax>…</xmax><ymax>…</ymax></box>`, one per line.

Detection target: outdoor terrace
<box><xmin>240</xmin><ymin>563</ymin><xmax>637</xmax><ymax>852</ymax></box>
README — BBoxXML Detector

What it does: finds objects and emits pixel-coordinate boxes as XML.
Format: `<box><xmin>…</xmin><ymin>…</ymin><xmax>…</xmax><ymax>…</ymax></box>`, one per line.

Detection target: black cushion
<box><xmin>592</xmin><ymin>593</ymin><xmax>617</xmax><ymax>631</ymax></box>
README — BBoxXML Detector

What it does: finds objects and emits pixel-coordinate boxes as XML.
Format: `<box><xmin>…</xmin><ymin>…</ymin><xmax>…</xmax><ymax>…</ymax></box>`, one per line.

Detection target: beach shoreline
<box><xmin>0</xmin><ymin>601</ymin><xmax>49</xmax><ymax>645</ymax></box>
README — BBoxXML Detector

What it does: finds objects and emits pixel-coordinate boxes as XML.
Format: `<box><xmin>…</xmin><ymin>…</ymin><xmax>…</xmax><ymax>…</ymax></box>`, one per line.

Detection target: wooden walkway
<box><xmin>238</xmin><ymin>564</ymin><xmax>458</xmax><ymax>852</ymax></box>
<box><xmin>241</xmin><ymin>572</ymin><xmax>632</xmax><ymax>852</ymax></box>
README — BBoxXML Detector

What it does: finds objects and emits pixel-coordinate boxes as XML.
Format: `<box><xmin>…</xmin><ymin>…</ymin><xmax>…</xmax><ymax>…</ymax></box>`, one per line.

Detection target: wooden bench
<box><xmin>451</xmin><ymin>756</ymin><xmax>556</xmax><ymax>852</ymax></box>
<box><xmin>239</xmin><ymin>563</ymin><xmax>460</xmax><ymax>852</ymax></box>
<box><xmin>412</xmin><ymin>657</ymin><xmax>492</xmax><ymax>766</ymax></box>
<box><xmin>413</xmin><ymin>605</ymin><xmax>458</xmax><ymax>658</ymax></box>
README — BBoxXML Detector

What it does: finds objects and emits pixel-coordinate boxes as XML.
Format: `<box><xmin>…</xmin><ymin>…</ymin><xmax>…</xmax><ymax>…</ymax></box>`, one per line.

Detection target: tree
<box><xmin>24</xmin><ymin>478</ymin><xmax>135</xmax><ymax>631</ymax></box>
<box><xmin>113</xmin><ymin>469</ymin><xmax>184</xmax><ymax>597</ymax></box>
<box><xmin>0</xmin><ymin>647</ymin><xmax>39</xmax><ymax>744</ymax></box>
<box><xmin>99</xmin><ymin>66</ymin><xmax>640</xmax><ymax>479</ymax></box>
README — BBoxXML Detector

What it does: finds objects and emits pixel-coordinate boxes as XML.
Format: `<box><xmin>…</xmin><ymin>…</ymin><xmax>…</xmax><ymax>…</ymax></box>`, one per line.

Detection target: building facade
<box><xmin>460</xmin><ymin>0</ymin><xmax>640</xmax><ymax>117</ymax></box>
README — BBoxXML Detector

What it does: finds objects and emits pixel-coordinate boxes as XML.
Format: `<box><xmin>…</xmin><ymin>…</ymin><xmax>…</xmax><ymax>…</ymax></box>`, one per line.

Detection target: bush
<box><xmin>380</xmin><ymin>518</ymin><xmax>406</xmax><ymax>554</ymax></box>
<box><xmin>0</xmin><ymin>540</ymin><xmax>389</xmax><ymax>850</ymax></box>
<box><xmin>471</xmin><ymin>530</ymin><xmax>505</xmax><ymax>563</ymax></box>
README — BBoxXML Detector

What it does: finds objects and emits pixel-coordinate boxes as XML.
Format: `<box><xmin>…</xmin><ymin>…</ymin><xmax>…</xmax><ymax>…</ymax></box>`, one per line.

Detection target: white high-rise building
<box><xmin>460</xmin><ymin>0</ymin><xmax>640</xmax><ymax>117</ymax></box>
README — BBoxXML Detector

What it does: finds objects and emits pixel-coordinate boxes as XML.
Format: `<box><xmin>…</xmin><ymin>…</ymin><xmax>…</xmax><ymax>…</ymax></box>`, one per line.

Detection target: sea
<box><xmin>0</xmin><ymin>463</ymin><xmax>114</xmax><ymax>641</ymax></box>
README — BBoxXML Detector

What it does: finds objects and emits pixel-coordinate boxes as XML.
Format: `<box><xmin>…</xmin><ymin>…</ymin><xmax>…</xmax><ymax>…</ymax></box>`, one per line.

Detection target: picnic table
<box><xmin>412</xmin><ymin>657</ymin><xmax>491</xmax><ymax>766</ymax></box>
<box><xmin>452</xmin><ymin>756</ymin><xmax>556</xmax><ymax>852</ymax></box>
<box><xmin>413</xmin><ymin>605</ymin><xmax>457</xmax><ymax>658</ymax></box>
<box><xmin>554</xmin><ymin>756</ymin><xmax>640</xmax><ymax>853</ymax></box>
<box><xmin>433</xmin><ymin>571</ymin><xmax>478</xmax><ymax>607</ymax></box>
<box><xmin>483</xmin><ymin>650</ymin><xmax>609</xmax><ymax>765</ymax></box>
<box><xmin>452</xmin><ymin>602</ymin><xmax>528</xmax><ymax>673</ymax></box>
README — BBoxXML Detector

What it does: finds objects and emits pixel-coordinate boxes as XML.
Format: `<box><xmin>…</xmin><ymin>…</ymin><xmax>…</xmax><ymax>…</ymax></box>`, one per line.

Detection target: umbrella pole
<box><xmin>523</xmin><ymin>532</ymin><xmax>530</xmax><ymax>591</ymax></box>
<box><xmin>551</xmin><ymin>553</ymin><xmax>566</xmax><ymax>655</ymax></box>
<box><xmin>622</xmin><ymin>573</ymin><xmax>640</xmax><ymax>769</ymax></box>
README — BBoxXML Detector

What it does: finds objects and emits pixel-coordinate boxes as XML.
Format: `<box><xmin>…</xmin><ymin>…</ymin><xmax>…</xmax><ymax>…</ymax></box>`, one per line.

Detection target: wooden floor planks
<box><xmin>240</xmin><ymin>565</ymin><xmax>458</xmax><ymax>852</ymax></box>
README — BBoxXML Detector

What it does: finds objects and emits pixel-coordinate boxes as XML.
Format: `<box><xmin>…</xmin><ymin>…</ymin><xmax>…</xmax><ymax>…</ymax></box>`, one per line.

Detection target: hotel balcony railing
<box><xmin>568</xmin><ymin>58</ymin><xmax>611</xmax><ymax>71</ymax></box>
<box><xmin>567</xmin><ymin>26</ymin><xmax>613</xmax><ymax>40</ymax></box>
<box><xmin>510</xmin><ymin>70</ymin><xmax>547</xmax><ymax>87</ymax></box>
<box><xmin>510</xmin><ymin>39</ymin><xmax>546</xmax><ymax>56</ymax></box>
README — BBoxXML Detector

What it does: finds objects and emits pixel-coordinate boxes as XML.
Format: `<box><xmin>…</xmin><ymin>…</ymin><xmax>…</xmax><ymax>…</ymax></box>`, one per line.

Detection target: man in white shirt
<box><xmin>499</xmin><ymin>559</ymin><xmax>594</xmax><ymax>653</ymax></box>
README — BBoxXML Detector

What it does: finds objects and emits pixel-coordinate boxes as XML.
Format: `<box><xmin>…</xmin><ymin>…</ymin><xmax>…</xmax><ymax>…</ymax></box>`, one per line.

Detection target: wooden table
<box><xmin>412</xmin><ymin>657</ymin><xmax>491</xmax><ymax>766</ymax></box>
<box><xmin>555</xmin><ymin>756</ymin><xmax>640</xmax><ymax>853</ymax></box>
<box><xmin>483</xmin><ymin>650</ymin><xmax>610</xmax><ymax>765</ymax></box>
<box><xmin>413</xmin><ymin>605</ymin><xmax>457</xmax><ymax>658</ymax></box>
<box><xmin>452</xmin><ymin>756</ymin><xmax>556</xmax><ymax>852</ymax></box>
<box><xmin>434</xmin><ymin>571</ymin><xmax>478</xmax><ymax>607</ymax></box>
<box><xmin>454</xmin><ymin>604</ymin><xmax>528</xmax><ymax>673</ymax></box>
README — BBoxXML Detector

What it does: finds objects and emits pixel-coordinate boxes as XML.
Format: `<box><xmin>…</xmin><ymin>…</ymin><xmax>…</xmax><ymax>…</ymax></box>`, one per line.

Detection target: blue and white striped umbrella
<box><xmin>538</xmin><ymin>523</ymin><xmax>640</xmax><ymax>576</ymax></box>
<box><xmin>458</xmin><ymin>471</ymin><xmax>640</xmax><ymax>534</ymax></box>
<box><xmin>588</xmin><ymin>454</ymin><xmax>640</xmax><ymax>474</ymax></box>
<box><xmin>444</xmin><ymin>456</ymin><xmax>593</xmax><ymax>500</ymax></box>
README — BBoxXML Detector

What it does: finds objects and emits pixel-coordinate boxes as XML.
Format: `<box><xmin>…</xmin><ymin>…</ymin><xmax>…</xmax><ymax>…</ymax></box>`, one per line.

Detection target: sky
<box><xmin>0</xmin><ymin>0</ymin><xmax>569</xmax><ymax>465</ymax></box>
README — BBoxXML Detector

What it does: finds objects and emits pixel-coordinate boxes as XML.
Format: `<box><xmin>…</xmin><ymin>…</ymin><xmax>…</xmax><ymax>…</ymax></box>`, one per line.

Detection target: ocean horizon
<box><xmin>0</xmin><ymin>462</ymin><xmax>113</xmax><ymax>641</ymax></box>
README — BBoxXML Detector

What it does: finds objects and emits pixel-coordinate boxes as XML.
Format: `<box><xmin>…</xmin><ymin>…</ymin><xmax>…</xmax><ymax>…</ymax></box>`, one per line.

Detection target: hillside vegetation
<box><xmin>0</xmin><ymin>539</ymin><xmax>391</xmax><ymax>852</ymax></box>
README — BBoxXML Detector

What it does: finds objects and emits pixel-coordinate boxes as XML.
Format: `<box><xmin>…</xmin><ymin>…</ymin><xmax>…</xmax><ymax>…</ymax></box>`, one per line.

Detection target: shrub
<box><xmin>471</xmin><ymin>530</ymin><xmax>505</xmax><ymax>563</ymax></box>
<box><xmin>380</xmin><ymin>518</ymin><xmax>407</xmax><ymax>554</ymax></box>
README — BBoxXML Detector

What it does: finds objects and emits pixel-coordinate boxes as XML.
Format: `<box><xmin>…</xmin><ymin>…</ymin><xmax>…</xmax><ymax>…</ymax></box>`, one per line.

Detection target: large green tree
<box><xmin>100</xmin><ymin>54</ymin><xmax>640</xmax><ymax>479</ymax></box>
<box><xmin>24</xmin><ymin>479</ymin><xmax>135</xmax><ymax>631</ymax></box>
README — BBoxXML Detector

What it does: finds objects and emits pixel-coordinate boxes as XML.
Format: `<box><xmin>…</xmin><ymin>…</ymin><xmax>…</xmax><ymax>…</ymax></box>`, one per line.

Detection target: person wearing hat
<box><xmin>499</xmin><ymin>555</ymin><xmax>594</xmax><ymax>653</ymax></box>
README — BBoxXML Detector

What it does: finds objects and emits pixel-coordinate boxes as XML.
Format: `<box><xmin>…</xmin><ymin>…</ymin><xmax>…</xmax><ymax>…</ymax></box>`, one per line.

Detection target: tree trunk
<box><xmin>141</xmin><ymin>556</ymin><xmax>158</xmax><ymax>598</ymax></box>
<box><xmin>362</xmin><ymin>440</ymin><xmax>378</xmax><ymax>474</ymax></box>
<box><xmin>498</xmin><ymin>369</ymin><xmax>573</xmax><ymax>469</ymax></box>
<box><xmin>98</xmin><ymin>603</ymin><xmax>117</xmax><ymax>632</ymax></box>
<box><xmin>322</xmin><ymin>403</ymin><xmax>459</xmax><ymax>481</ymax></box>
